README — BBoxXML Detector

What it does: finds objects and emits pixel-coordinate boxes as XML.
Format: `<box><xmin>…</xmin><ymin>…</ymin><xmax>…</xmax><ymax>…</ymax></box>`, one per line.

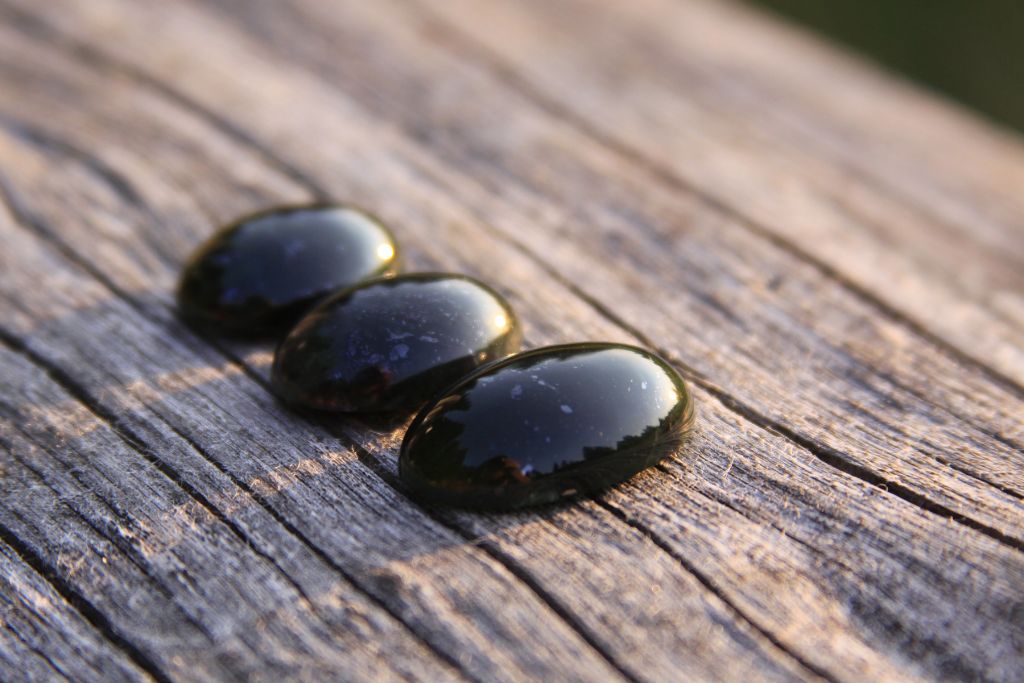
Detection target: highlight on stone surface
<box><xmin>177</xmin><ymin>204</ymin><xmax>399</xmax><ymax>334</ymax></box>
<box><xmin>399</xmin><ymin>342</ymin><xmax>694</xmax><ymax>509</ymax></box>
<box><xmin>271</xmin><ymin>273</ymin><xmax>522</xmax><ymax>413</ymax></box>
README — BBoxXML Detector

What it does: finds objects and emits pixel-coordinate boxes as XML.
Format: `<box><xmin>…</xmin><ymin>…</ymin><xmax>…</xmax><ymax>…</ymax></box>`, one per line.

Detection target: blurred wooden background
<box><xmin>1</xmin><ymin>0</ymin><xmax>1022</xmax><ymax>681</ymax></box>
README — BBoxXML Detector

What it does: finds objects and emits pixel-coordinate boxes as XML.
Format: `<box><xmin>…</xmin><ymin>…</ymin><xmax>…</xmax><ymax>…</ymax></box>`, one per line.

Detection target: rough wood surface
<box><xmin>0</xmin><ymin>0</ymin><xmax>1022</xmax><ymax>681</ymax></box>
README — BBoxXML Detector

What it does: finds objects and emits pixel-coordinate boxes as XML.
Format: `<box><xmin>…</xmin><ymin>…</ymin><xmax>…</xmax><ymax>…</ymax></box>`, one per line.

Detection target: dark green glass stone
<box><xmin>177</xmin><ymin>204</ymin><xmax>398</xmax><ymax>334</ymax></box>
<box><xmin>271</xmin><ymin>273</ymin><xmax>522</xmax><ymax>413</ymax></box>
<box><xmin>399</xmin><ymin>343</ymin><xmax>694</xmax><ymax>509</ymax></box>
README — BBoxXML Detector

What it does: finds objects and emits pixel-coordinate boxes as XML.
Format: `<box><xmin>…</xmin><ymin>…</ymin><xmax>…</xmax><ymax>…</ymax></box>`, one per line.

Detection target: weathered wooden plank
<box><xmin>420</xmin><ymin>0</ymin><xmax>1024</xmax><ymax>383</ymax></box>
<box><xmin>0</xmin><ymin>5</ymin><xmax>1019</xmax><ymax>683</ymax></box>
<box><xmin>0</xmin><ymin>207</ymin><xmax>637</xmax><ymax>680</ymax></box>
<box><xmin>0</xmin><ymin>0</ymin><xmax>1022</xmax><ymax>681</ymax></box>
<box><xmin>0</xmin><ymin>28</ymin><xmax>823</xmax><ymax>683</ymax></box>
<box><xmin>23</xmin><ymin>0</ymin><xmax>1021</xmax><ymax>543</ymax></box>
<box><xmin>0</xmin><ymin>326</ymin><xmax>464</xmax><ymax>681</ymax></box>
<box><xmin>0</xmin><ymin>539</ymin><xmax>149</xmax><ymax>682</ymax></box>
<box><xmin>183</xmin><ymin>0</ymin><xmax>1024</xmax><ymax>386</ymax></box>
<box><xmin>0</xmin><ymin>65</ymin><xmax>823</xmax><ymax>683</ymax></box>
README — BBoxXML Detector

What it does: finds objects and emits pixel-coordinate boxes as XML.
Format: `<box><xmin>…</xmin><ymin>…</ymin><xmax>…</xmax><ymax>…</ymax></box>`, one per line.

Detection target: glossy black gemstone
<box><xmin>399</xmin><ymin>343</ymin><xmax>693</xmax><ymax>509</ymax></box>
<box><xmin>272</xmin><ymin>273</ymin><xmax>522</xmax><ymax>413</ymax></box>
<box><xmin>177</xmin><ymin>204</ymin><xmax>398</xmax><ymax>334</ymax></box>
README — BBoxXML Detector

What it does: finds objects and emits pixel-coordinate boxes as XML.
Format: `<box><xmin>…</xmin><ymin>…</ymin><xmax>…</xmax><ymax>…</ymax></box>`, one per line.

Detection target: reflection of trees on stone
<box><xmin>474</xmin><ymin>456</ymin><xmax>532</xmax><ymax>487</ymax></box>
<box><xmin>565</xmin><ymin>402</ymin><xmax>691</xmax><ymax>489</ymax></box>
<box><xmin>404</xmin><ymin>389</ymin><xmax>473</xmax><ymax>483</ymax></box>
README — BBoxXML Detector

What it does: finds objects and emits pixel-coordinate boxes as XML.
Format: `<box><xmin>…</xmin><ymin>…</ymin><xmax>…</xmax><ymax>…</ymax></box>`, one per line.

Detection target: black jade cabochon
<box><xmin>272</xmin><ymin>273</ymin><xmax>522</xmax><ymax>413</ymax></box>
<box><xmin>399</xmin><ymin>342</ymin><xmax>694</xmax><ymax>510</ymax></box>
<box><xmin>177</xmin><ymin>204</ymin><xmax>399</xmax><ymax>334</ymax></box>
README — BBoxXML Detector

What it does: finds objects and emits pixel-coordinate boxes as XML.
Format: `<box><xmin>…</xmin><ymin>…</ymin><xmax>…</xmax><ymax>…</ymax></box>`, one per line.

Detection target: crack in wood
<box><xmin>151</xmin><ymin>410</ymin><xmax>479</xmax><ymax>683</ymax></box>
<box><xmin>5</xmin><ymin>613</ymin><xmax>77</xmax><ymax>682</ymax></box>
<box><xmin>448</xmin><ymin>531</ymin><xmax>644</xmax><ymax>683</ymax></box>
<box><xmin>1</xmin><ymin>429</ymin><xmax>217</xmax><ymax>646</ymax></box>
<box><xmin>1</xmin><ymin>337</ymin><xmax>242</xmax><ymax>642</ymax></box>
<box><xmin>0</xmin><ymin>522</ymin><xmax>173</xmax><ymax>683</ymax></box>
<box><xmin>0</xmin><ymin>327</ymin><xmax>477</xmax><ymax>682</ymax></box>
<box><xmin>597</xmin><ymin>499</ymin><xmax>835</xmax><ymax>682</ymax></box>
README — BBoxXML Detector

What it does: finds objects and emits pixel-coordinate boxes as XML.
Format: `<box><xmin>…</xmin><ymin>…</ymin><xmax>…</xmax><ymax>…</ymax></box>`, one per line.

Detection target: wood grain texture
<box><xmin>423</xmin><ymin>0</ymin><xmax>1024</xmax><ymax>380</ymax></box>
<box><xmin>0</xmin><ymin>538</ymin><xmax>149</xmax><ymax>682</ymax></box>
<box><xmin>0</xmin><ymin>0</ymin><xmax>1021</xmax><ymax>681</ymax></box>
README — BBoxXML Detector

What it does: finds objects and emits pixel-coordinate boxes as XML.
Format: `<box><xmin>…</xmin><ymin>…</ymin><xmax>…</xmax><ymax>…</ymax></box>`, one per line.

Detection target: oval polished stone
<box><xmin>177</xmin><ymin>204</ymin><xmax>398</xmax><ymax>334</ymax></box>
<box><xmin>272</xmin><ymin>273</ymin><xmax>522</xmax><ymax>413</ymax></box>
<box><xmin>399</xmin><ymin>343</ymin><xmax>694</xmax><ymax>509</ymax></box>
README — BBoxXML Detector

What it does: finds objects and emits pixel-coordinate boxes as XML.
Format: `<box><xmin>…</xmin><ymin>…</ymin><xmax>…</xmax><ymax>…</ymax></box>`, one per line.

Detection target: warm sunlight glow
<box><xmin>493</xmin><ymin>314</ymin><xmax>508</xmax><ymax>330</ymax></box>
<box><xmin>376</xmin><ymin>243</ymin><xmax>395</xmax><ymax>260</ymax></box>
